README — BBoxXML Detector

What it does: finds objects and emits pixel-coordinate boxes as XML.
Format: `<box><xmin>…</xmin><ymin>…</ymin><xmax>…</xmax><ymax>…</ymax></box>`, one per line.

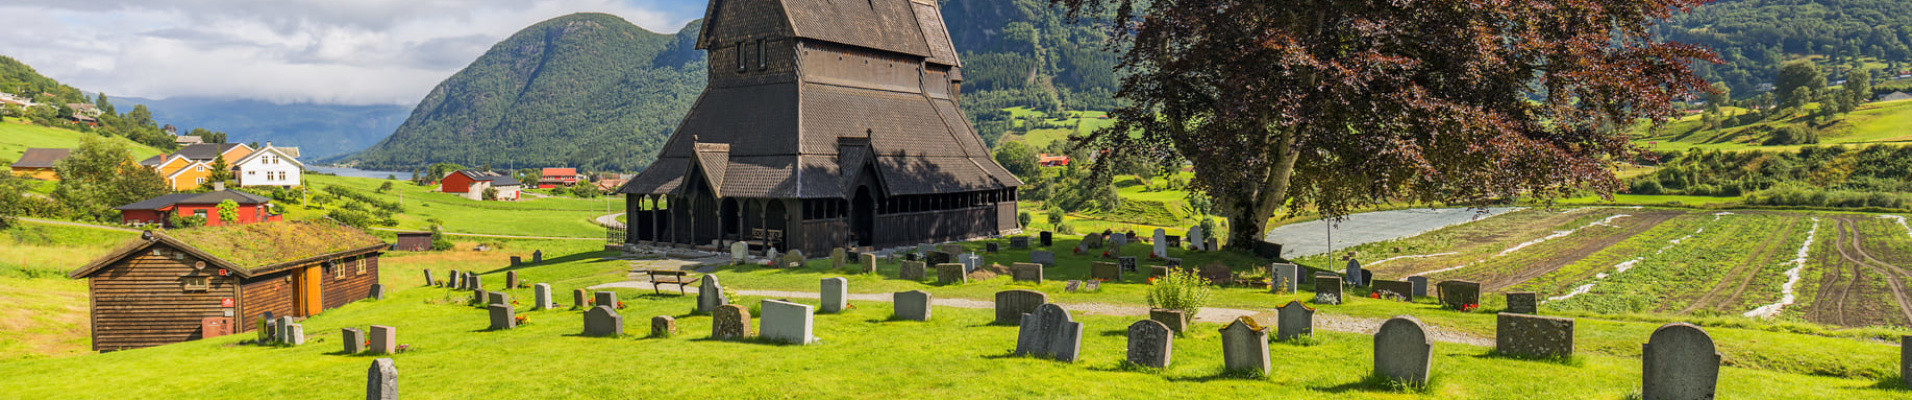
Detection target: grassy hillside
<box><xmin>1634</xmin><ymin>99</ymin><xmax>1912</xmax><ymax>153</ymax></box>
<box><xmin>294</xmin><ymin>174</ymin><xmax>620</xmax><ymax>238</ymax></box>
<box><xmin>0</xmin><ymin>118</ymin><xmax>166</xmax><ymax>163</ymax></box>
<box><xmin>0</xmin><ymin>221</ymin><xmax>139</xmax><ymax>361</ymax></box>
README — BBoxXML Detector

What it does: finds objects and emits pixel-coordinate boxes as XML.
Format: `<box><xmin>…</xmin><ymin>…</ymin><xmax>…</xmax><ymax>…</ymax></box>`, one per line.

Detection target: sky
<box><xmin>0</xmin><ymin>0</ymin><xmax>708</xmax><ymax>106</ymax></box>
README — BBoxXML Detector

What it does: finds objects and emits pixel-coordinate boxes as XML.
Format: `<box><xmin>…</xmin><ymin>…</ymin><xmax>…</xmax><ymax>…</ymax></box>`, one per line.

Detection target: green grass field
<box><xmin>1633</xmin><ymin>99</ymin><xmax>1912</xmax><ymax>153</ymax></box>
<box><xmin>0</xmin><ymin>237</ymin><xmax>1903</xmax><ymax>399</ymax></box>
<box><xmin>0</xmin><ymin>221</ymin><xmax>140</xmax><ymax>361</ymax></box>
<box><xmin>296</xmin><ymin>174</ymin><xmax>622</xmax><ymax>238</ymax></box>
<box><xmin>0</xmin><ymin>118</ymin><xmax>167</xmax><ymax>163</ymax></box>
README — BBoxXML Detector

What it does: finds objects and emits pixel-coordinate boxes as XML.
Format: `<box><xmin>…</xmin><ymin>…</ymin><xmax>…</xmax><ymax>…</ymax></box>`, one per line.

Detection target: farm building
<box><xmin>391</xmin><ymin>231</ymin><xmax>434</xmax><ymax>251</ymax></box>
<box><xmin>67</xmin><ymin>221</ymin><xmax>388</xmax><ymax>352</ymax></box>
<box><xmin>618</xmin><ymin>0</ymin><xmax>1022</xmax><ymax>255</ymax></box>
<box><xmin>115</xmin><ymin>187</ymin><xmax>280</xmax><ymax>227</ymax></box>
<box><xmin>440</xmin><ymin>170</ymin><xmax>522</xmax><ymax>201</ymax></box>
<box><xmin>9</xmin><ymin>148</ymin><xmax>69</xmax><ymax>180</ymax></box>
<box><xmin>231</xmin><ymin>143</ymin><xmax>304</xmax><ymax>188</ymax></box>
<box><xmin>537</xmin><ymin>167</ymin><xmax>582</xmax><ymax>189</ymax></box>
<box><xmin>1037</xmin><ymin>154</ymin><xmax>1071</xmax><ymax>167</ymax></box>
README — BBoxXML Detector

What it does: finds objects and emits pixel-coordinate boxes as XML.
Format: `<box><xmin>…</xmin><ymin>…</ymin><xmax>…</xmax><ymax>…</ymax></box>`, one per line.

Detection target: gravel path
<box><xmin>588</xmin><ymin>280</ymin><xmax>1494</xmax><ymax>347</ymax></box>
<box><xmin>594</xmin><ymin>213</ymin><xmax>626</xmax><ymax>229</ymax></box>
<box><xmin>1265</xmin><ymin>207</ymin><xmax>1522</xmax><ymax>259</ymax></box>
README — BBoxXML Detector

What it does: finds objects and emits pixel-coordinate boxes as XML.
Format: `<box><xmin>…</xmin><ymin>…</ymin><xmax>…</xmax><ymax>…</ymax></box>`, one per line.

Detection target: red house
<box><xmin>117</xmin><ymin>190</ymin><xmax>280</xmax><ymax>227</ymax></box>
<box><xmin>537</xmin><ymin>168</ymin><xmax>581</xmax><ymax>189</ymax></box>
<box><xmin>1037</xmin><ymin>153</ymin><xmax>1072</xmax><ymax>167</ymax></box>
<box><xmin>440</xmin><ymin>170</ymin><xmax>522</xmax><ymax>201</ymax></box>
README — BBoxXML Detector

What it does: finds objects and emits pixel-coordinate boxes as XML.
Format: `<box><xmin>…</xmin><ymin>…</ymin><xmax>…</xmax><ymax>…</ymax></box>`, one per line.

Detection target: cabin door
<box><xmin>295</xmin><ymin>266</ymin><xmax>325</xmax><ymax>316</ymax></box>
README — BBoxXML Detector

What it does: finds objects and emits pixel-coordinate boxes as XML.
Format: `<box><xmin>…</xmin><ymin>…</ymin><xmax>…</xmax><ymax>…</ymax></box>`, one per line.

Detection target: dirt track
<box><xmin>1805</xmin><ymin>218</ymin><xmax>1912</xmax><ymax>327</ymax></box>
<box><xmin>1677</xmin><ymin>216</ymin><xmax>1799</xmax><ymax>314</ymax></box>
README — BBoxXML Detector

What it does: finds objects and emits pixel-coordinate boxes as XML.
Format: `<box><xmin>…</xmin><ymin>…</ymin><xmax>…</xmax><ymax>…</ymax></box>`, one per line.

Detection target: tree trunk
<box><xmin>1224</xmin><ymin>129</ymin><xmax>1299</xmax><ymax>251</ymax></box>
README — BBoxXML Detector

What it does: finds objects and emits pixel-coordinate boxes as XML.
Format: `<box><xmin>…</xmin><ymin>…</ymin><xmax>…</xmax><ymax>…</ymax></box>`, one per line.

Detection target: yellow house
<box><xmin>10</xmin><ymin>148</ymin><xmax>68</xmax><ymax>180</ymax></box>
<box><xmin>143</xmin><ymin>143</ymin><xmax>254</xmax><ymax>191</ymax></box>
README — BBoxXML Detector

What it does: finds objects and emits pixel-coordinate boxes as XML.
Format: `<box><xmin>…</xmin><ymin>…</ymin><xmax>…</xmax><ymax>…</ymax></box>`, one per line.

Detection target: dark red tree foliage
<box><xmin>1051</xmin><ymin>0</ymin><xmax>1720</xmax><ymax>249</ymax></box>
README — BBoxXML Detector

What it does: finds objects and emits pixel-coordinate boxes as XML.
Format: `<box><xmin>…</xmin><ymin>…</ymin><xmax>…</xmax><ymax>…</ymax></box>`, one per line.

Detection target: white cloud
<box><xmin>0</xmin><ymin>0</ymin><xmax>704</xmax><ymax>105</ymax></box>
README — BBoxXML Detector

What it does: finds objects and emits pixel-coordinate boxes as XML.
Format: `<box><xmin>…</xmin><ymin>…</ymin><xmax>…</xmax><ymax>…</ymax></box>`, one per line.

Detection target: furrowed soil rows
<box><xmin>1476</xmin><ymin>211</ymin><xmax>1681</xmax><ymax>292</ymax></box>
<box><xmin>1679</xmin><ymin>215</ymin><xmax>1800</xmax><ymax>314</ymax></box>
<box><xmin>1839</xmin><ymin>217</ymin><xmax>1912</xmax><ymax>326</ymax></box>
<box><xmin>1546</xmin><ymin>213</ymin><xmax>1786</xmax><ymax>315</ymax></box>
<box><xmin>1327</xmin><ymin>208</ymin><xmax>1613</xmax><ymax>279</ymax></box>
<box><xmin>1401</xmin><ymin>209</ymin><xmax>1638</xmax><ymax>280</ymax></box>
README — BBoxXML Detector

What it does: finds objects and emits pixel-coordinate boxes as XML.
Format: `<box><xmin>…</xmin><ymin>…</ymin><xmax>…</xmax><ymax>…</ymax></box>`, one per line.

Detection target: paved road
<box><xmin>20</xmin><ymin>217</ymin><xmax>140</xmax><ymax>233</ymax></box>
<box><xmin>589</xmin><ymin>278</ymin><xmax>1492</xmax><ymax>346</ymax></box>
<box><xmin>369</xmin><ymin>227</ymin><xmax>599</xmax><ymax>241</ymax></box>
<box><xmin>594</xmin><ymin>213</ymin><xmax>626</xmax><ymax>229</ymax></box>
<box><xmin>1264</xmin><ymin>207</ymin><xmax>1522</xmax><ymax>258</ymax></box>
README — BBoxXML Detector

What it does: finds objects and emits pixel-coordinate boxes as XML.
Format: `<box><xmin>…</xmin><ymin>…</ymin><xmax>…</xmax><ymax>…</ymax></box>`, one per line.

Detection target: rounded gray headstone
<box><xmin>1373</xmin><ymin>316</ymin><xmax>1432</xmax><ymax>386</ymax></box>
<box><xmin>1642</xmin><ymin>323</ymin><xmax>1719</xmax><ymax>400</ymax></box>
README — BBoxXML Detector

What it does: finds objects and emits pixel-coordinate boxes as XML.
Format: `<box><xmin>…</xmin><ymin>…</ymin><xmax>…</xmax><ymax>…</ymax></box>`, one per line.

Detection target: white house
<box><xmin>232</xmin><ymin>143</ymin><xmax>304</xmax><ymax>187</ymax></box>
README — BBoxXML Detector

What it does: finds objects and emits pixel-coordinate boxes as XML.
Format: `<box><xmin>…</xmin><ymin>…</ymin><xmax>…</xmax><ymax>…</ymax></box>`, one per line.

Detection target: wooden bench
<box><xmin>646</xmin><ymin>270</ymin><xmax>696</xmax><ymax>295</ymax></box>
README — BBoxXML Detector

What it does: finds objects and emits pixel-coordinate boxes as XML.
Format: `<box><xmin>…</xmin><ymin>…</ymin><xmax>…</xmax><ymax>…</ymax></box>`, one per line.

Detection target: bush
<box><xmin>1054</xmin><ymin>221</ymin><xmax>1076</xmax><ymax>235</ymax></box>
<box><xmin>1017</xmin><ymin>211</ymin><xmax>1032</xmax><ymax>228</ymax></box>
<box><xmin>1146</xmin><ymin>269</ymin><xmax>1213</xmax><ymax>320</ymax></box>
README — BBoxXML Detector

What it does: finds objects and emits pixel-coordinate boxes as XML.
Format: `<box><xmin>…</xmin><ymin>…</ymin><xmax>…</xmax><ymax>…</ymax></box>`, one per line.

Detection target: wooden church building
<box><xmin>68</xmin><ymin>222</ymin><xmax>388</xmax><ymax>352</ymax></box>
<box><xmin>619</xmin><ymin>0</ymin><xmax>1023</xmax><ymax>254</ymax></box>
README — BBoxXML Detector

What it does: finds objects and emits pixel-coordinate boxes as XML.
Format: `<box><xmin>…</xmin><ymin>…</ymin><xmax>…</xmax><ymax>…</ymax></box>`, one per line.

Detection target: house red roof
<box><xmin>541</xmin><ymin>168</ymin><xmax>578</xmax><ymax>177</ymax></box>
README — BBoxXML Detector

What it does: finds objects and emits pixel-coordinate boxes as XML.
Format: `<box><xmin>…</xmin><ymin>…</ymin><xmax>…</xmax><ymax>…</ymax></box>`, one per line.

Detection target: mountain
<box><xmin>1660</xmin><ymin>0</ymin><xmax>1912</xmax><ymax>96</ymax></box>
<box><xmin>345</xmin><ymin>13</ymin><xmax>706</xmax><ymax>172</ymax></box>
<box><xmin>0</xmin><ymin>56</ymin><xmax>178</xmax><ymax>150</ymax></box>
<box><xmin>117</xmin><ymin>97</ymin><xmax>411</xmax><ymax>160</ymax></box>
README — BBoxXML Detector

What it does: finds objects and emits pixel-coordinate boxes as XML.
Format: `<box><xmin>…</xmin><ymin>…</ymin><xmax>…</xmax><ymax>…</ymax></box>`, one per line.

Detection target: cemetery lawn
<box><xmin>295</xmin><ymin>174</ymin><xmax>622</xmax><ymax>238</ymax></box>
<box><xmin>0</xmin><ymin>245</ymin><xmax>1898</xmax><ymax>399</ymax></box>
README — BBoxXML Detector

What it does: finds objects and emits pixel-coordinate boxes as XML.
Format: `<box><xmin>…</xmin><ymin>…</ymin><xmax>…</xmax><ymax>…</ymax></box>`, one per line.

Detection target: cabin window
<box><xmin>736</xmin><ymin>41</ymin><xmax>746</xmax><ymax>72</ymax></box>
<box><xmin>181</xmin><ymin>277</ymin><xmax>209</xmax><ymax>292</ymax></box>
<box><xmin>335</xmin><ymin>261</ymin><xmax>347</xmax><ymax>279</ymax></box>
<box><xmin>356</xmin><ymin>257</ymin><xmax>367</xmax><ymax>275</ymax></box>
<box><xmin>757</xmin><ymin>39</ymin><xmax>766</xmax><ymax>70</ymax></box>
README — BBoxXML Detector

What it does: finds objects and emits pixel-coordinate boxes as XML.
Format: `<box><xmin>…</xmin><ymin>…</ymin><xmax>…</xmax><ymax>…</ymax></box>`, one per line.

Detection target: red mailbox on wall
<box><xmin>201</xmin><ymin>317</ymin><xmax>233</xmax><ymax>338</ymax></box>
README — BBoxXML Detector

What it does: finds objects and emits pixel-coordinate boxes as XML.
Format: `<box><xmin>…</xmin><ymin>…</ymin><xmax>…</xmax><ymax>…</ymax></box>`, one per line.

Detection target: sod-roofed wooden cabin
<box><xmin>68</xmin><ymin>221</ymin><xmax>388</xmax><ymax>352</ymax></box>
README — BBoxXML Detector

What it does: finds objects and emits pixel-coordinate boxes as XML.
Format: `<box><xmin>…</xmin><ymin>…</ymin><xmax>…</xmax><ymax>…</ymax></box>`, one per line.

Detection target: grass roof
<box><xmin>164</xmin><ymin>221</ymin><xmax>385</xmax><ymax>268</ymax></box>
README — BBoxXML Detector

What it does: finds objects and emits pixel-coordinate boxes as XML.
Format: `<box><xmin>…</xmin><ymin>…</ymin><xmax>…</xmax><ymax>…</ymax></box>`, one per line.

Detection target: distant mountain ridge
<box><xmin>118</xmin><ymin>97</ymin><xmax>411</xmax><ymax>160</ymax></box>
<box><xmin>344</xmin><ymin>12</ymin><xmax>706</xmax><ymax>172</ymax></box>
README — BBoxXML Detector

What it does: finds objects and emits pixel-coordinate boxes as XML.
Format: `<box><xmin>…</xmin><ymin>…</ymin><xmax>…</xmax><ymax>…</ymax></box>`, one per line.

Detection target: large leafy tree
<box><xmin>1051</xmin><ymin>0</ymin><xmax>1718</xmax><ymax>249</ymax></box>
<box><xmin>53</xmin><ymin>135</ymin><xmax>170</xmax><ymax>222</ymax></box>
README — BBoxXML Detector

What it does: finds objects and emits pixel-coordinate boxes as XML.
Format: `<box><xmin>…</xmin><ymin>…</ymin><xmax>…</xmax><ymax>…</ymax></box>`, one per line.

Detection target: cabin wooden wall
<box><xmin>322</xmin><ymin>254</ymin><xmax>380</xmax><ymax>310</ymax></box>
<box><xmin>238</xmin><ymin>270</ymin><xmax>296</xmax><ymax>332</ymax></box>
<box><xmin>88</xmin><ymin>245</ymin><xmax>239</xmax><ymax>352</ymax></box>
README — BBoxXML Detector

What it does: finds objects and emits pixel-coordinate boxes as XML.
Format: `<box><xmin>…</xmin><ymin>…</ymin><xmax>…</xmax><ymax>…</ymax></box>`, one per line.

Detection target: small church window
<box><xmin>736</xmin><ymin>42</ymin><xmax>746</xmax><ymax>72</ymax></box>
<box><xmin>757</xmin><ymin>39</ymin><xmax>767</xmax><ymax>70</ymax></box>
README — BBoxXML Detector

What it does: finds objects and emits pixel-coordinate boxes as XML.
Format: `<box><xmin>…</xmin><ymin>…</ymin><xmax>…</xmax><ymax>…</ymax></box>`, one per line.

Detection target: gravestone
<box><xmin>894</xmin><ymin>290</ymin><xmax>931</xmax><ymax>321</ymax></box>
<box><xmin>533</xmin><ymin>284</ymin><xmax>552</xmax><ymax>310</ymax></box>
<box><xmin>1031</xmin><ymin>251</ymin><xmax>1056</xmax><ymax>266</ymax></box>
<box><xmin>286</xmin><ymin>323</ymin><xmax>307</xmax><ymax>345</ymax></box>
<box><xmin>573</xmin><ymin>289</ymin><xmax>587</xmax><ymax>309</ymax></box>
<box><xmin>1011</xmin><ymin>263</ymin><xmax>1045</xmax><ymax>283</ymax></box>
<box><xmin>937</xmin><ymin>263</ymin><xmax>968</xmax><ymax>285</ymax></box>
<box><xmin>1039</xmin><ymin>231</ymin><xmax>1053</xmax><ymax>247</ymax></box>
<box><xmin>900</xmin><ymin>261</ymin><xmax>928</xmax><ymax>281</ymax></box>
<box><xmin>861</xmin><ymin>253</ymin><xmax>878</xmax><ymax>274</ymax></box>
<box><xmin>1374</xmin><ymin>316</ymin><xmax>1434</xmax><ymax>386</ymax></box>
<box><xmin>594</xmin><ymin>291</ymin><xmax>618</xmax><ymax>311</ymax></box>
<box><xmin>698</xmin><ymin>275</ymin><xmax>728</xmax><ymax>313</ymax></box>
<box><xmin>506</xmin><ymin>271</ymin><xmax>518</xmax><ymax>289</ymax></box>
<box><xmin>1506</xmin><ymin>292</ymin><xmax>1539</xmax><ymax>314</ymax></box>
<box><xmin>1437</xmin><ymin>280</ymin><xmax>1482</xmax><ymax>310</ymax></box>
<box><xmin>1064</xmin><ymin>280</ymin><xmax>1082</xmax><ymax>292</ymax></box>
<box><xmin>511</xmin><ymin>256</ymin><xmax>521</xmax><ymax>266</ymax></box>
<box><xmin>1127</xmin><ymin>320</ymin><xmax>1174</xmax><ymax>369</ymax></box>
<box><xmin>369</xmin><ymin>284</ymin><xmax>386</xmax><ymax>300</ymax></box>
<box><xmin>488</xmin><ymin>304</ymin><xmax>516</xmax><ymax>330</ymax></box>
<box><xmin>487</xmin><ymin>291</ymin><xmax>509</xmax><ymax>307</ymax></box>
<box><xmin>532</xmin><ymin>250</ymin><xmax>542</xmax><ymax>263</ymax></box>
<box><xmin>423</xmin><ymin>270</ymin><xmax>434</xmax><ymax>287</ymax></box>
<box><xmin>1497</xmin><ymin>313</ymin><xmax>1574</xmax><ymax>358</ymax></box>
<box><xmin>369</xmin><ymin>325</ymin><xmax>396</xmax><ymax>354</ymax></box>
<box><xmin>1372</xmin><ymin>279</ymin><xmax>1415</xmax><ymax>301</ymax></box>
<box><xmin>1013</xmin><ymin>304</ymin><xmax>1083</xmax><ymax>362</ymax></box>
<box><xmin>759</xmin><ymin>300</ymin><xmax>817</xmax><ymax>345</ymax></box>
<box><xmin>1276</xmin><ymin>300</ymin><xmax>1316</xmax><ymax>341</ymax></box>
<box><xmin>1406</xmin><ymin>276</ymin><xmax>1430</xmax><ymax>298</ymax></box>
<box><xmin>1204</xmin><ymin>237</ymin><xmax>1219</xmax><ymax>252</ymax></box>
<box><xmin>470</xmin><ymin>274</ymin><xmax>483</xmax><ymax>291</ymax></box>
<box><xmin>1091</xmin><ymin>262</ymin><xmax>1121</xmax><ymax>281</ymax></box>
<box><xmin>1219</xmin><ymin>317</ymin><xmax>1271</xmax><ymax>375</ymax></box>
<box><xmin>986</xmin><ymin>242</ymin><xmax>1000</xmax><ymax>254</ymax></box>
<box><xmin>1010</xmin><ymin>236</ymin><xmax>1031</xmax><ymax>249</ymax></box>
<box><xmin>1902</xmin><ymin>335</ymin><xmax>1910</xmax><ymax>388</ymax></box>
<box><xmin>766</xmin><ymin>248</ymin><xmax>779</xmax><ymax>262</ymax></box>
<box><xmin>831</xmin><ymin>248</ymin><xmax>846</xmax><ymax>269</ymax></box>
<box><xmin>916</xmin><ymin>243</ymin><xmax>935</xmax><ymax>255</ymax></box>
<box><xmin>711</xmin><ymin>304</ymin><xmax>753</xmax><ymax>340</ymax></box>
<box><xmin>1345</xmin><ymin>259</ymin><xmax>1364</xmax><ymax>286</ymax></box>
<box><xmin>651</xmin><ymin>315</ymin><xmax>678</xmax><ymax>337</ymax></box>
<box><xmin>1313</xmin><ymin>276</ymin><xmax>1344</xmax><ymax>305</ymax></box>
<box><xmin>583</xmin><ymin>305</ymin><xmax>623</xmax><ymax>337</ymax></box>
<box><xmin>820</xmin><ymin>277</ymin><xmax>848</xmax><ymax>313</ymax></box>
<box><xmin>940</xmin><ymin>244</ymin><xmax>964</xmax><ymax>256</ymax></box>
<box><xmin>1269</xmin><ymin>263</ymin><xmax>1299</xmax><ymax>293</ymax></box>
<box><xmin>1085</xmin><ymin>280</ymin><xmax>1101</xmax><ymax>291</ymax></box>
<box><xmin>1081</xmin><ymin>234</ymin><xmax>1104</xmax><ymax>249</ymax></box>
<box><xmin>958</xmin><ymin>253</ymin><xmax>983</xmax><ymax>272</ymax></box>
<box><xmin>1110</xmin><ymin>233</ymin><xmax>1127</xmax><ymax>249</ymax></box>
<box><xmin>274</xmin><ymin>316</ymin><xmax>293</xmax><ymax>344</ymax></box>
<box><xmin>731</xmin><ymin>242</ymin><xmax>748</xmax><ymax>264</ymax></box>
<box><xmin>1252</xmin><ymin>240</ymin><xmax>1283</xmax><ymax>259</ymax></box>
<box><xmin>1149</xmin><ymin>308</ymin><xmax>1187</xmax><ymax>333</ymax></box>
<box><xmin>926</xmin><ymin>251</ymin><xmax>952</xmax><ymax>266</ymax></box>
<box><xmin>447</xmin><ymin>271</ymin><xmax>459</xmax><ymax>289</ymax></box>
<box><xmin>780</xmin><ymin>251</ymin><xmax>805</xmax><ymax>268</ymax></box>
<box><xmin>342</xmin><ymin>328</ymin><xmax>366</xmax><ymax>354</ymax></box>
<box><xmin>1186</xmin><ymin>226</ymin><xmax>1204</xmax><ymax>251</ymax></box>
<box><xmin>471</xmin><ymin>288</ymin><xmax>485</xmax><ymax>306</ymax></box>
<box><xmin>1153</xmin><ymin>228</ymin><xmax>1168</xmax><ymax>257</ymax></box>
<box><xmin>1642</xmin><ymin>323</ymin><xmax>1720</xmax><ymax>400</ymax></box>
<box><xmin>1118</xmin><ymin>256</ymin><xmax>1138</xmax><ymax>273</ymax></box>
<box><xmin>995</xmin><ymin>290</ymin><xmax>1049</xmax><ymax>325</ymax></box>
<box><xmin>366</xmin><ymin>358</ymin><xmax>397</xmax><ymax>400</ymax></box>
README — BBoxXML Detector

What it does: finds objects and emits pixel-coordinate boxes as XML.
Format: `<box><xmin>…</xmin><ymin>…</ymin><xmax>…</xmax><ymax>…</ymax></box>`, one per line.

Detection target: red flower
<box><xmin>1370</xmin><ymin>292</ymin><xmax>1381</xmax><ymax>299</ymax></box>
<box><xmin>616</xmin><ymin>301</ymin><xmax>626</xmax><ymax>309</ymax></box>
